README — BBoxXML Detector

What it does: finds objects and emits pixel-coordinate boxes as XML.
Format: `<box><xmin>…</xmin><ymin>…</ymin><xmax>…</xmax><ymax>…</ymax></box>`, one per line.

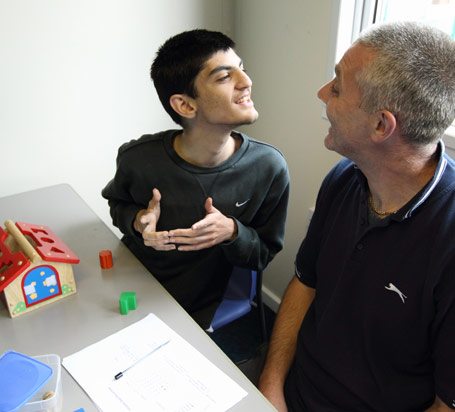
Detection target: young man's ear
<box><xmin>169</xmin><ymin>94</ymin><xmax>197</xmax><ymax>120</ymax></box>
<box><xmin>371</xmin><ymin>109</ymin><xmax>397</xmax><ymax>143</ymax></box>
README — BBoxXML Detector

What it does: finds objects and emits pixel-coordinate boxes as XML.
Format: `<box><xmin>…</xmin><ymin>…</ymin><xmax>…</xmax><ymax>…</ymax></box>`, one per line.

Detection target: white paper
<box><xmin>62</xmin><ymin>313</ymin><xmax>247</xmax><ymax>412</ymax></box>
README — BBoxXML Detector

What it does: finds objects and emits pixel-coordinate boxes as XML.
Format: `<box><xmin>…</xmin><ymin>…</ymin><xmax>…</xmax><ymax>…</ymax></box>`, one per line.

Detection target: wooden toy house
<box><xmin>0</xmin><ymin>220</ymin><xmax>79</xmax><ymax>318</ymax></box>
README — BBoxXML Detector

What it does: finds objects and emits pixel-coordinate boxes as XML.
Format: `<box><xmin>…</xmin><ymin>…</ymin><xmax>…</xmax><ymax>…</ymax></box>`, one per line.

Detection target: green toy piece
<box><xmin>119</xmin><ymin>292</ymin><xmax>137</xmax><ymax>315</ymax></box>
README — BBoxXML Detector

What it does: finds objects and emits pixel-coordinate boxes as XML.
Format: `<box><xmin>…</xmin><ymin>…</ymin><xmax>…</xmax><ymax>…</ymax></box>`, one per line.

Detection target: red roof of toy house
<box><xmin>0</xmin><ymin>226</ymin><xmax>31</xmax><ymax>293</ymax></box>
<box><xmin>0</xmin><ymin>222</ymin><xmax>79</xmax><ymax>293</ymax></box>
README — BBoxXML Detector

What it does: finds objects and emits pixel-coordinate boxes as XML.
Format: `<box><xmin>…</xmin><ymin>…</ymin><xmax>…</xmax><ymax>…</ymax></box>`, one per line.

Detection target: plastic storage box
<box><xmin>19</xmin><ymin>354</ymin><xmax>62</xmax><ymax>412</ymax></box>
<box><xmin>0</xmin><ymin>351</ymin><xmax>53</xmax><ymax>412</ymax></box>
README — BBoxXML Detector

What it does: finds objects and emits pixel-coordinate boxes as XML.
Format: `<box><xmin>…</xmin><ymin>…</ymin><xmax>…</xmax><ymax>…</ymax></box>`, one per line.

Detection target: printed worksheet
<box><xmin>62</xmin><ymin>314</ymin><xmax>247</xmax><ymax>412</ymax></box>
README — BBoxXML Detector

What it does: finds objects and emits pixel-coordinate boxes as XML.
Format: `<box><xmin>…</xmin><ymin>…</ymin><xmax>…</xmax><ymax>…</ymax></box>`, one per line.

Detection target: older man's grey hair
<box><xmin>356</xmin><ymin>21</ymin><xmax>455</xmax><ymax>145</ymax></box>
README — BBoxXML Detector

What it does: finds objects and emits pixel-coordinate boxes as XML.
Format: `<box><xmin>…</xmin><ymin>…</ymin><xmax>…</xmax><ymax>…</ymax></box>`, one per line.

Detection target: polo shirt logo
<box><xmin>385</xmin><ymin>283</ymin><xmax>407</xmax><ymax>303</ymax></box>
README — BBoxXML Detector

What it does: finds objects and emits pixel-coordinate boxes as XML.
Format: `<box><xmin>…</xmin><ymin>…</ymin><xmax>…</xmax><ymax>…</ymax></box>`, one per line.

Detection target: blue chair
<box><xmin>206</xmin><ymin>266</ymin><xmax>267</xmax><ymax>342</ymax></box>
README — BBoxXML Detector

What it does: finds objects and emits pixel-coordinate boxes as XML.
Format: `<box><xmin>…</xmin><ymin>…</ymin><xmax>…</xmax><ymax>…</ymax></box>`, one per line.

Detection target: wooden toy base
<box><xmin>2</xmin><ymin>262</ymin><xmax>77</xmax><ymax>318</ymax></box>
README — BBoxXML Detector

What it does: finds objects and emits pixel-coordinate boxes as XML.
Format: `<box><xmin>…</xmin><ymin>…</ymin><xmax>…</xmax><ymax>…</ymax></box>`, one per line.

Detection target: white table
<box><xmin>0</xmin><ymin>184</ymin><xmax>276</xmax><ymax>412</ymax></box>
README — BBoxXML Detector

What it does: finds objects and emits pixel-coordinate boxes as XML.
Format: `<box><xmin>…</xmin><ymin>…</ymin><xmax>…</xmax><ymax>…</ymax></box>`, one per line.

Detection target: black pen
<box><xmin>114</xmin><ymin>339</ymin><xmax>171</xmax><ymax>380</ymax></box>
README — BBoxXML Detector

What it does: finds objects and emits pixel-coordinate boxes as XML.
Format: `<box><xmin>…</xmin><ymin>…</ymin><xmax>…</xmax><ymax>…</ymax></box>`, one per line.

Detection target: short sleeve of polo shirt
<box><xmin>294</xmin><ymin>177</ymin><xmax>329</xmax><ymax>288</ymax></box>
<box><xmin>295</xmin><ymin>216</ymin><xmax>319</xmax><ymax>288</ymax></box>
<box><xmin>294</xmin><ymin>160</ymin><xmax>352</xmax><ymax>288</ymax></box>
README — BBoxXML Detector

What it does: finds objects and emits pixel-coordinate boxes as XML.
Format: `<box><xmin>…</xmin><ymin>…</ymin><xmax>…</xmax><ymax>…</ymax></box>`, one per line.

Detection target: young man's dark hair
<box><xmin>151</xmin><ymin>29</ymin><xmax>235</xmax><ymax>125</ymax></box>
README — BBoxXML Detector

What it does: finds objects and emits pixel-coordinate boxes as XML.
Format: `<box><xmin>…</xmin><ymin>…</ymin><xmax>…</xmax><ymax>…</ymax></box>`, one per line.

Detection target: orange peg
<box><xmin>99</xmin><ymin>250</ymin><xmax>113</xmax><ymax>269</ymax></box>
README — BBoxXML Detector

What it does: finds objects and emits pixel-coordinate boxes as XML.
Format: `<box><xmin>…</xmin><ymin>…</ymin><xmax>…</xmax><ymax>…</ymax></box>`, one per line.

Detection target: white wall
<box><xmin>0</xmin><ymin>0</ymin><xmax>232</xmax><ymax>238</ymax></box>
<box><xmin>233</xmin><ymin>0</ymin><xmax>341</xmax><ymax>308</ymax></box>
<box><xmin>1</xmin><ymin>0</ymin><xmax>341</xmax><ymax>310</ymax></box>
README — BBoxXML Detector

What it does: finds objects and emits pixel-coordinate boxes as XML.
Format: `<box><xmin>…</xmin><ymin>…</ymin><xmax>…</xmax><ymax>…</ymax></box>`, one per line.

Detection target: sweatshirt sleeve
<box><xmin>101</xmin><ymin>147</ymin><xmax>145</xmax><ymax>239</ymax></box>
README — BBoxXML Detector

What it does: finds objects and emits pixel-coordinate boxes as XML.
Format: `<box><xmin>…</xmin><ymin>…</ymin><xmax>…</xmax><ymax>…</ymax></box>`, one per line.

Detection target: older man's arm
<box><xmin>424</xmin><ymin>396</ymin><xmax>453</xmax><ymax>411</ymax></box>
<box><xmin>259</xmin><ymin>276</ymin><xmax>315</xmax><ymax>412</ymax></box>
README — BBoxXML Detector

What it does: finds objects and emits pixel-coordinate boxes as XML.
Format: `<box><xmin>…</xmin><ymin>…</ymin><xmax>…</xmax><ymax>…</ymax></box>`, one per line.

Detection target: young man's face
<box><xmin>317</xmin><ymin>43</ymin><xmax>376</xmax><ymax>159</ymax></box>
<box><xmin>191</xmin><ymin>48</ymin><xmax>259</xmax><ymax>130</ymax></box>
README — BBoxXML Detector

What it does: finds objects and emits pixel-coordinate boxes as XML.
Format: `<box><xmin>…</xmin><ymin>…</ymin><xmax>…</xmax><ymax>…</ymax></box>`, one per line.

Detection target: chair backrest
<box><xmin>206</xmin><ymin>266</ymin><xmax>261</xmax><ymax>333</ymax></box>
<box><xmin>223</xmin><ymin>266</ymin><xmax>257</xmax><ymax>302</ymax></box>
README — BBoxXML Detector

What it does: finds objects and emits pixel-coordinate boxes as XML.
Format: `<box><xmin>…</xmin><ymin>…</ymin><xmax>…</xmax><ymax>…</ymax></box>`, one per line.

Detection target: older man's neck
<box><xmin>364</xmin><ymin>141</ymin><xmax>439</xmax><ymax>216</ymax></box>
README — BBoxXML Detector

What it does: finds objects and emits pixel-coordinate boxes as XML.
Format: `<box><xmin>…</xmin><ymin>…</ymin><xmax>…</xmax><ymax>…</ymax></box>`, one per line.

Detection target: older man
<box><xmin>260</xmin><ymin>22</ymin><xmax>455</xmax><ymax>412</ymax></box>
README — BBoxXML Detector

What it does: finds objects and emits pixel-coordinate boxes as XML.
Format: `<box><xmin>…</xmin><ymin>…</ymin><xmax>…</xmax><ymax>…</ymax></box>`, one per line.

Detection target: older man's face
<box><xmin>317</xmin><ymin>43</ymin><xmax>377</xmax><ymax>160</ymax></box>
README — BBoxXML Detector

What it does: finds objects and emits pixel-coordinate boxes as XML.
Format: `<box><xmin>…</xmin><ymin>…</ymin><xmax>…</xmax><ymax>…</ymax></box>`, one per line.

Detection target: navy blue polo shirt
<box><xmin>287</xmin><ymin>142</ymin><xmax>455</xmax><ymax>411</ymax></box>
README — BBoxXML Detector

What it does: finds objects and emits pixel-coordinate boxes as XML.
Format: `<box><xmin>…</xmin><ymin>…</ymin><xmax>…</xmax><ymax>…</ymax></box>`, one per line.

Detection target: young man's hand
<box><xmin>134</xmin><ymin>188</ymin><xmax>176</xmax><ymax>251</ymax></box>
<box><xmin>136</xmin><ymin>194</ymin><xmax>237</xmax><ymax>252</ymax></box>
<box><xmin>168</xmin><ymin>197</ymin><xmax>238</xmax><ymax>251</ymax></box>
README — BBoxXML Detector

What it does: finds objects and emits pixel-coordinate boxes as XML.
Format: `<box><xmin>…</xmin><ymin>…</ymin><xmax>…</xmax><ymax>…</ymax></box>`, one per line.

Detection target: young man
<box><xmin>259</xmin><ymin>22</ymin><xmax>455</xmax><ymax>411</ymax></box>
<box><xmin>102</xmin><ymin>29</ymin><xmax>289</xmax><ymax>328</ymax></box>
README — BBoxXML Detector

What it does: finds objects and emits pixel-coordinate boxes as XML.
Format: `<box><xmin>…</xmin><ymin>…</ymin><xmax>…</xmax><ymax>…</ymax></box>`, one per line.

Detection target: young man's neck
<box><xmin>174</xmin><ymin>127</ymin><xmax>241</xmax><ymax>167</ymax></box>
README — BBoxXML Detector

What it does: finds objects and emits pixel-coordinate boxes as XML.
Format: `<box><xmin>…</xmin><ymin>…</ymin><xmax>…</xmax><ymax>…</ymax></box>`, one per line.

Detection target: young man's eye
<box><xmin>218</xmin><ymin>74</ymin><xmax>230</xmax><ymax>82</ymax></box>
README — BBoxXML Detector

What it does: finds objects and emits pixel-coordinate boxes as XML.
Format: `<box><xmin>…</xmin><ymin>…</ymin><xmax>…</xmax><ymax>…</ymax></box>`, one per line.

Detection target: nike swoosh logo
<box><xmin>385</xmin><ymin>283</ymin><xmax>407</xmax><ymax>303</ymax></box>
<box><xmin>235</xmin><ymin>199</ymin><xmax>250</xmax><ymax>207</ymax></box>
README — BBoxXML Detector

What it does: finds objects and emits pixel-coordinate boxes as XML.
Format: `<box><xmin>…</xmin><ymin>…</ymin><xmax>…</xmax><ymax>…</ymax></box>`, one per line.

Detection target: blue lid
<box><xmin>0</xmin><ymin>351</ymin><xmax>53</xmax><ymax>412</ymax></box>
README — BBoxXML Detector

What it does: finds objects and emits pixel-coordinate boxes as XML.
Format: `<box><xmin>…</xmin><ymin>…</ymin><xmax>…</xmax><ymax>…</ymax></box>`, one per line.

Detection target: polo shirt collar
<box><xmin>403</xmin><ymin>140</ymin><xmax>447</xmax><ymax>218</ymax></box>
<box><xmin>355</xmin><ymin>140</ymin><xmax>448</xmax><ymax>221</ymax></box>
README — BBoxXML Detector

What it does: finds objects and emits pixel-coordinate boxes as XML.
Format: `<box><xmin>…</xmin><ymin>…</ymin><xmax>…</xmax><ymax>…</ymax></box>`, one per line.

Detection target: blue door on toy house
<box><xmin>22</xmin><ymin>265</ymin><xmax>62</xmax><ymax>307</ymax></box>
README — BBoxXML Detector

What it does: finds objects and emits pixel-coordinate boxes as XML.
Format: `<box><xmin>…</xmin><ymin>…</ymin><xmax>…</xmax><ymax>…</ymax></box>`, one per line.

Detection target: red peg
<box><xmin>99</xmin><ymin>250</ymin><xmax>113</xmax><ymax>269</ymax></box>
